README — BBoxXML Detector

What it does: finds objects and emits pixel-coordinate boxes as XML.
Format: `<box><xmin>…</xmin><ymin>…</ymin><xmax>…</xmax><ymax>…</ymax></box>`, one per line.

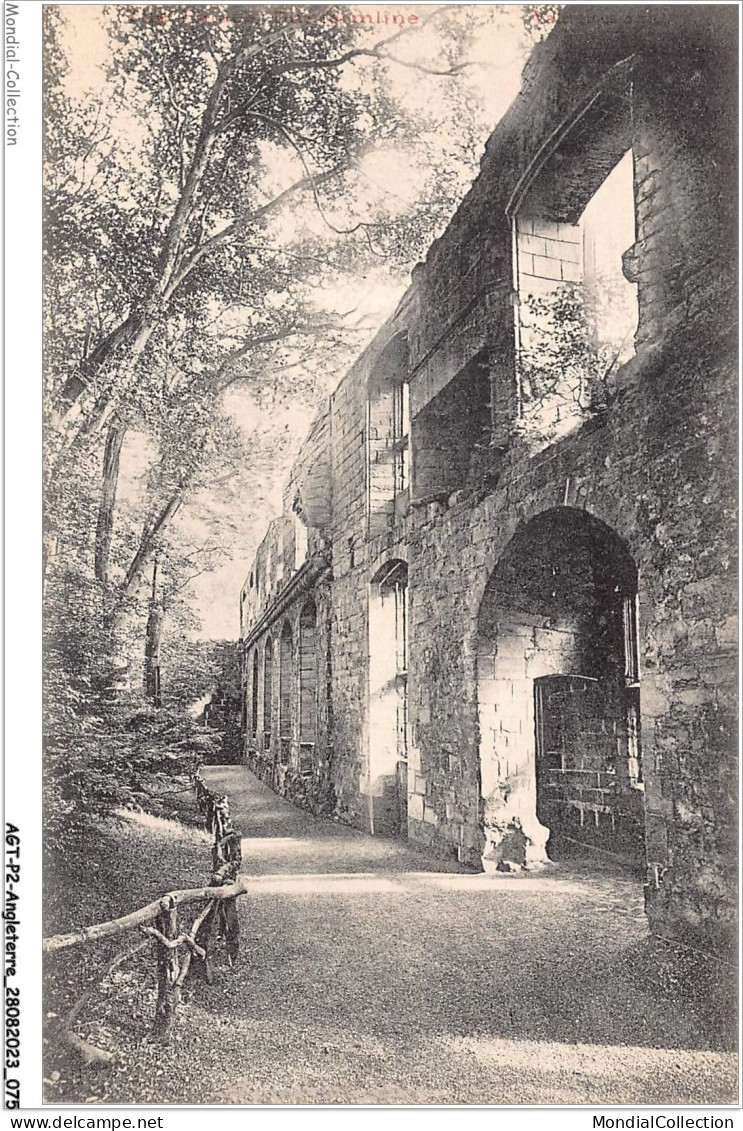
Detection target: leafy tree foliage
<box><xmin>43</xmin><ymin>3</ymin><xmax>535</xmax><ymax>835</ymax></box>
<box><xmin>516</xmin><ymin>278</ymin><xmax>633</xmax><ymax>448</ymax></box>
<box><xmin>521</xmin><ymin>5</ymin><xmax>563</xmax><ymax>41</ymax></box>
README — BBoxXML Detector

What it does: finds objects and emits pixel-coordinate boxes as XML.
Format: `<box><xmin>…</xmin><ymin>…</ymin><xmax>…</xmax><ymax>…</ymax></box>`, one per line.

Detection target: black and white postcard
<box><xmin>5</xmin><ymin>0</ymin><xmax>740</xmax><ymax>1122</ymax></box>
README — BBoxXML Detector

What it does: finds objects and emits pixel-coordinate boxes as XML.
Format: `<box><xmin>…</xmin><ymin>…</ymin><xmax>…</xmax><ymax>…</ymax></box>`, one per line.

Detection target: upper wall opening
<box><xmin>512</xmin><ymin>67</ymin><xmax>638</xmax><ymax>448</ymax></box>
<box><xmin>367</xmin><ymin>332</ymin><xmax>410</xmax><ymax>538</ymax></box>
<box><xmin>411</xmin><ymin>350</ymin><xmax>492</xmax><ymax>505</ymax></box>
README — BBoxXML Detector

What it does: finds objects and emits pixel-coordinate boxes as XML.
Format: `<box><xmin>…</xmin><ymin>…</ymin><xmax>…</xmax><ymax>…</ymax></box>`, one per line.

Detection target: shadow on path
<box><xmin>195</xmin><ymin>764</ymin><xmax>737</xmax><ymax>1103</ymax></box>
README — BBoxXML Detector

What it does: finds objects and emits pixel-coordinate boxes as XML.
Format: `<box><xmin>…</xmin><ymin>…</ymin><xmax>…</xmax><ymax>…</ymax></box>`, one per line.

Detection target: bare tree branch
<box><xmin>241</xmin><ymin>112</ymin><xmax>383</xmax><ymax>254</ymax></box>
<box><xmin>272</xmin><ymin>19</ymin><xmax>420</xmax><ymax>73</ymax></box>
<box><xmin>163</xmin><ymin>164</ymin><xmax>347</xmax><ymax>299</ymax></box>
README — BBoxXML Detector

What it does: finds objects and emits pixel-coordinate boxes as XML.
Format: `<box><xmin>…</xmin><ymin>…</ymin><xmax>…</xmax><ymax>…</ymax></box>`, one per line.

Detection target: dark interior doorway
<box><xmin>477</xmin><ymin>507</ymin><xmax>645</xmax><ymax>872</ymax></box>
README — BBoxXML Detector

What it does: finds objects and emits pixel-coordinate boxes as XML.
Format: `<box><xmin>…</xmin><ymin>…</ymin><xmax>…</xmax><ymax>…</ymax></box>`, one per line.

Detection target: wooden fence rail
<box><xmin>43</xmin><ymin>771</ymin><xmax>245</xmax><ymax>1055</ymax></box>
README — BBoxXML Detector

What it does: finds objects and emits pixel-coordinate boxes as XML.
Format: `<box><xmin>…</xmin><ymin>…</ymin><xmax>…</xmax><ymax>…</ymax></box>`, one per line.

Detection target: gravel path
<box><xmin>47</xmin><ymin>768</ymin><xmax>736</xmax><ymax>1106</ymax></box>
<box><xmin>191</xmin><ymin>766</ymin><xmax>738</xmax><ymax>1106</ymax></box>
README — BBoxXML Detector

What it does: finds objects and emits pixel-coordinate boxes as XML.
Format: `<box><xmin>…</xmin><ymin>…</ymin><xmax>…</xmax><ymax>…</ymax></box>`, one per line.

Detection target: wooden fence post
<box><xmin>215</xmin><ymin>832</ymin><xmax>241</xmax><ymax>966</ymax></box>
<box><xmin>43</xmin><ymin>776</ymin><xmax>244</xmax><ymax>1055</ymax></box>
<box><xmin>192</xmin><ymin>792</ymin><xmax>242</xmax><ymax>978</ymax></box>
<box><xmin>152</xmin><ymin>897</ymin><xmax>180</xmax><ymax>1042</ymax></box>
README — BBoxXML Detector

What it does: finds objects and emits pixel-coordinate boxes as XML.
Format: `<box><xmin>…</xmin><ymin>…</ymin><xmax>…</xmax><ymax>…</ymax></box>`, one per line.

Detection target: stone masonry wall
<box><xmin>516</xmin><ymin>216</ymin><xmax>583</xmax><ymax>290</ymax></box>
<box><xmin>239</xmin><ymin>6</ymin><xmax>737</xmax><ymax>954</ymax></box>
<box><xmin>407</xmin><ymin>336</ymin><xmax>736</xmax><ymax>947</ymax></box>
<box><xmin>399</xmin><ymin>7</ymin><xmax>737</xmax><ymax>951</ymax></box>
<box><xmin>326</xmin><ymin>313</ymin><xmax>411</xmax><ymax>830</ymax></box>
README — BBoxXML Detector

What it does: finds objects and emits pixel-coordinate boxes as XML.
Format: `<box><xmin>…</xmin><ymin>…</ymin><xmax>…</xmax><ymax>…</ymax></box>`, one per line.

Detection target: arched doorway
<box><xmin>368</xmin><ymin>559</ymin><xmax>409</xmax><ymax>836</ymax></box>
<box><xmin>263</xmin><ymin>636</ymin><xmax>273</xmax><ymax>752</ymax></box>
<box><xmin>251</xmin><ymin>649</ymin><xmax>259</xmax><ymax>742</ymax></box>
<box><xmin>279</xmin><ymin>620</ymin><xmax>293</xmax><ymax>764</ymax></box>
<box><xmin>299</xmin><ymin>600</ymin><xmax>318</xmax><ymax>773</ymax></box>
<box><xmin>476</xmin><ymin>508</ymin><xmax>644</xmax><ymax>871</ymax></box>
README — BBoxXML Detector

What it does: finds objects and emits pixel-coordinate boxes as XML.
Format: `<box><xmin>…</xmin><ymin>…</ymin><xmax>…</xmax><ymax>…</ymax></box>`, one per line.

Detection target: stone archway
<box><xmin>476</xmin><ymin>507</ymin><xmax>645</xmax><ymax>872</ymax></box>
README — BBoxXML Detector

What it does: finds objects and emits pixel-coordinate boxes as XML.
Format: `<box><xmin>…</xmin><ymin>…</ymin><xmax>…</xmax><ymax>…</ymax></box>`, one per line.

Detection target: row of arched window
<box><xmin>248</xmin><ymin>599</ymin><xmax>318</xmax><ymax>756</ymax></box>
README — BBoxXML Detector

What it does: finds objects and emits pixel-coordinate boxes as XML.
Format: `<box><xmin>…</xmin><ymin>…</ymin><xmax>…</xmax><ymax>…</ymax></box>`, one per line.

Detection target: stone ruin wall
<box><xmin>240</xmin><ymin>6</ymin><xmax>737</xmax><ymax>954</ymax></box>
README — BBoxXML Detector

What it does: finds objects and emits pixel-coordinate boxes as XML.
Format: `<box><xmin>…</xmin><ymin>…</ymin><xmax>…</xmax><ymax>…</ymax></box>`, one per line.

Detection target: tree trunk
<box><xmin>94</xmin><ymin>418</ymin><xmax>126</xmax><ymax>585</ymax></box>
<box><xmin>46</xmin><ymin>313</ymin><xmax>157</xmax><ymax>496</ymax></box>
<box><xmin>122</xmin><ymin>490</ymin><xmax>183</xmax><ymax>600</ymax></box>
<box><xmin>144</xmin><ymin>561</ymin><xmax>164</xmax><ymax>707</ymax></box>
<box><xmin>144</xmin><ymin>605</ymin><xmax>164</xmax><ymax>706</ymax></box>
<box><xmin>100</xmin><ymin>486</ymin><xmax>185</xmax><ymax>673</ymax></box>
<box><xmin>50</xmin><ymin>321</ymin><xmax>140</xmax><ymax>455</ymax></box>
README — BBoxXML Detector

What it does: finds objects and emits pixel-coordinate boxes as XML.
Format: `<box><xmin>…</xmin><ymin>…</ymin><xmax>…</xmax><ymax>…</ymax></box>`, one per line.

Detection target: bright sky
<box><xmin>54</xmin><ymin>4</ymin><xmax>534</xmax><ymax>640</ymax></box>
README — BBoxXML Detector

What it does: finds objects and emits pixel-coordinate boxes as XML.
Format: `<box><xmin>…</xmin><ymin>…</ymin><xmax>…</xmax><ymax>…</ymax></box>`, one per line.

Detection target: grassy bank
<box><xmin>43</xmin><ymin>783</ymin><xmax>222</xmax><ymax>1104</ymax></box>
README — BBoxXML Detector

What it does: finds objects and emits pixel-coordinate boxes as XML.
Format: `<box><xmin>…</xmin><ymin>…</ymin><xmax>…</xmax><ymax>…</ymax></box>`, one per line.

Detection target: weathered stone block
<box><xmin>408</xmin><ymin>794</ymin><xmax>424</xmax><ymax>822</ymax></box>
<box><xmin>560</xmin><ymin>259</ymin><xmax>582</xmax><ymax>282</ymax></box>
<box><xmin>715</xmin><ymin>615</ymin><xmax>737</xmax><ymax>648</ymax></box>
<box><xmin>531</xmin><ymin>254</ymin><xmax>563</xmax><ymax>281</ymax></box>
